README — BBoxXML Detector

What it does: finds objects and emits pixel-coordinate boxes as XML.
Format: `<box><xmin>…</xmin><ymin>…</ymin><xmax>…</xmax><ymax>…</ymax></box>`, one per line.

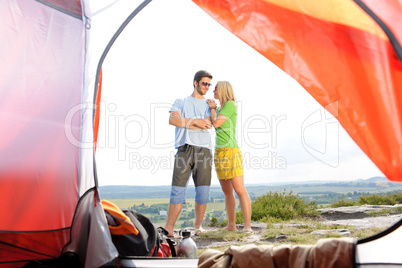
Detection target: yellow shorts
<box><xmin>214</xmin><ymin>147</ymin><xmax>243</xmax><ymax>180</ymax></box>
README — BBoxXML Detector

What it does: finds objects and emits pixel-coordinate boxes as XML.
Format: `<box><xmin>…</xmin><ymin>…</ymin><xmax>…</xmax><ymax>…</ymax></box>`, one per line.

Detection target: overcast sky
<box><xmin>93</xmin><ymin>0</ymin><xmax>384</xmax><ymax>186</ymax></box>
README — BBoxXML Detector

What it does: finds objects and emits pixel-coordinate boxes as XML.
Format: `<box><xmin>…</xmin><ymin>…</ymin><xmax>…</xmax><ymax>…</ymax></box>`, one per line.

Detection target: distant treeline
<box><xmin>302</xmin><ymin>191</ymin><xmax>366</xmax><ymax>204</ymax></box>
<box><xmin>99</xmin><ymin>177</ymin><xmax>402</xmax><ymax>204</ymax></box>
<box><xmin>302</xmin><ymin>190</ymin><xmax>402</xmax><ymax>204</ymax></box>
<box><xmin>99</xmin><ymin>185</ymin><xmax>226</xmax><ymax>200</ymax></box>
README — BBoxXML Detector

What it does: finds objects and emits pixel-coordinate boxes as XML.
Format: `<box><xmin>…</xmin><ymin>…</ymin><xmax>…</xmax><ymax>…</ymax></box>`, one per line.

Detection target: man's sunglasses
<box><xmin>201</xmin><ymin>82</ymin><xmax>212</xmax><ymax>87</ymax></box>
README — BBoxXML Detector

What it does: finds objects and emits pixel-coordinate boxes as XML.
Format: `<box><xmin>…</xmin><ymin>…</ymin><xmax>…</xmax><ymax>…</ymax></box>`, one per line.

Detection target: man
<box><xmin>164</xmin><ymin>70</ymin><xmax>213</xmax><ymax>236</ymax></box>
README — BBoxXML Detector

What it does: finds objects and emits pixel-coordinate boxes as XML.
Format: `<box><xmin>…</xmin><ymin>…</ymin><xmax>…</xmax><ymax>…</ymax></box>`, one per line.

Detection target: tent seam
<box><xmin>35</xmin><ymin>0</ymin><xmax>82</xmax><ymax>20</ymax></box>
<box><xmin>353</xmin><ymin>0</ymin><xmax>402</xmax><ymax>63</ymax></box>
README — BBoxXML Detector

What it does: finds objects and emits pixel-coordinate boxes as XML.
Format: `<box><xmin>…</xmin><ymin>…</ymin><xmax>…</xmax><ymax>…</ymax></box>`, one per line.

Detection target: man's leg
<box><xmin>194</xmin><ymin>201</ymin><xmax>207</xmax><ymax>229</ymax></box>
<box><xmin>165</xmin><ymin>185</ymin><xmax>188</xmax><ymax>236</ymax></box>
<box><xmin>194</xmin><ymin>185</ymin><xmax>210</xmax><ymax>233</ymax></box>
<box><xmin>165</xmin><ymin>203</ymin><xmax>183</xmax><ymax>236</ymax></box>
<box><xmin>166</xmin><ymin>145</ymin><xmax>192</xmax><ymax>236</ymax></box>
<box><xmin>193</xmin><ymin>147</ymin><xmax>212</xmax><ymax>233</ymax></box>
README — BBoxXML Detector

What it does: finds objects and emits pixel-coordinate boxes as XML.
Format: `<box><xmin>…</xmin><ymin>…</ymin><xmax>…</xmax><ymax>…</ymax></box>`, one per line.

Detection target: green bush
<box><xmin>391</xmin><ymin>192</ymin><xmax>402</xmax><ymax>203</ymax></box>
<box><xmin>251</xmin><ymin>190</ymin><xmax>318</xmax><ymax>222</ymax></box>
<box><xmin>209</xmin><ymin>217</ymin><xmax>218</xmax><ymax>227</ymax></box>
<box><xmin>235</xmin><ymin>211</ymin><xmax>244</xmax><ymax>224</ymax></box>
<box><xmin>357</xmin><ymin>193</ymin><xmax>397</xmax><ymax>205</ymax></box>
<box><xmin>330</xmin><ymin>199</ymin><xmax>356</xmax><ymax>208</ymax></box>
<box><xmin>329</xmin><ymin>192</ymin><xmax>402</xmax><ymax>207</ymax></box>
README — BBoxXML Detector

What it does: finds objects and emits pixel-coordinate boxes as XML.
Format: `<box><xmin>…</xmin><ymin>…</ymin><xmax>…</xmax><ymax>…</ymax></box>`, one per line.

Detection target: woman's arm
<box><xmin>207</xmin><ymin>99</ymin><xmax>228</xmax><ymax>128</ymax></box>
<box><xmin>210</xmin><ymin>108</ymin><xmax>227</xmax><ymax>128</ymax></box>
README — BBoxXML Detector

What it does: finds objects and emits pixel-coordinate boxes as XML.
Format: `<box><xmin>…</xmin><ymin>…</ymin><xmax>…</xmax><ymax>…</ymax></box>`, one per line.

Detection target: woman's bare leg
<box><xmin>232</xmin><ymin>175</ymin><xmax>252</xmax><ymax>230</ymax></box>
<box><xmin>219</xmin><ymin>179</ymin><xmax>237</xmax><ymax>231</ymax></box>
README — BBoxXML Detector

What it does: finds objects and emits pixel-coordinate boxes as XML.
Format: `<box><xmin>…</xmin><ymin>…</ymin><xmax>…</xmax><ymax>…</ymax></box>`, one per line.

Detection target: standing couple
<box><xmin>164</xmin><ymin>70</ymin><xmax>252</xmax><ymax>236</ymax></box>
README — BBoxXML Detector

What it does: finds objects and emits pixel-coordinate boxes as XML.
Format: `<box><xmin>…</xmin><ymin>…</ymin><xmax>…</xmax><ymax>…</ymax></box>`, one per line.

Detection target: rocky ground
<box><xmin>318</xmin><ymin>204</ymin><xmax>402</xmax><ymax>229</ymax></box>
<box><xmin>177</xmin><ymin>205</ymin><xmax>402</xmax><ymax>249</ymax></box>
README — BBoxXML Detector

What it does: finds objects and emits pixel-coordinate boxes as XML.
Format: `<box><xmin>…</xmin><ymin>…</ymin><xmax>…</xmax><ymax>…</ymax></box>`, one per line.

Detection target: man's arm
<box><xmin>169</xmin><ymin>111</ymin><xmax>211</xmax><ymax>130</ymax></box>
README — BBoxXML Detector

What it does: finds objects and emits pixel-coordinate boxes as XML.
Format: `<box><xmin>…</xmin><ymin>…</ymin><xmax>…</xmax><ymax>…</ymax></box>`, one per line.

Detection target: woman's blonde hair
<box><xmin>216</xmin><ymin>81</ymin><xmax>237</xmax><ymax>106</ymax></box>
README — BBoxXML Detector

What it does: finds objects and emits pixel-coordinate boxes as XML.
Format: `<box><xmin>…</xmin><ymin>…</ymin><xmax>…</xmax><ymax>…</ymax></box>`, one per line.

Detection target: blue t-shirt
<box><xmin>170</xmin><ymin>96</ymin><xmax>212</xmax><ymax>149</ymax></box>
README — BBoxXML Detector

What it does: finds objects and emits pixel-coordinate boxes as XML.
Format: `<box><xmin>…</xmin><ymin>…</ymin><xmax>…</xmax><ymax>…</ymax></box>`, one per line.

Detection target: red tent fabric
<box><xmin>0</xmin><ymin>1</ymin><xmax>116</xmax><ymax>267</ymax></box>
<box><xmin>193</xmin><ymin>0</ymin><xmax>402</xmax><ymax>182</ymax></box>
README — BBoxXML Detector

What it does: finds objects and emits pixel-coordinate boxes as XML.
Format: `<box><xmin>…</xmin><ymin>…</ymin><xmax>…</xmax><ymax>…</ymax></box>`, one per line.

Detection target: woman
<box><xmin>207</xmin><ymin>81</ymin><xmax>252</xmax><ymax>235</ymax></box>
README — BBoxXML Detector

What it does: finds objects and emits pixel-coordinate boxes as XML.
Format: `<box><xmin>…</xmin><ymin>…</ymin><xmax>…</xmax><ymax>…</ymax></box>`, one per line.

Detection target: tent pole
<box><xmin>92</xmin><ymin>0</ymin><xmax>153</xmax><ymax>123</ymax></box>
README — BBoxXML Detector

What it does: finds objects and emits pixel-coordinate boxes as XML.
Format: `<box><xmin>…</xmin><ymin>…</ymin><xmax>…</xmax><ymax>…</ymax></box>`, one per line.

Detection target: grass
<box><xmin>366</xmin><ymin>207</ymin><xmax>402</xmax><ymax>217</ymax></box>
<box><xmin>109</xmin><ymin>198</ymin><xmax>172</xmax><ymax>208</ymax></box>
<box><xmin>196</xmin><ymin>219</ymin><xmax>389</xmax><ymax>257</ymax></box>
<box><xmin>207</xmin><ymin>201</ymin><xmax>232</xmax><ymax>212</ymax></box>
<box><xmin>107</xmin><ymin>193</ymin><xmax>400</xmax><ymax>258</ymax></box>
<box><xmin>197</xmin><ymin>229</ymin><xmax>246</xmax><ymax>241</ymax></box>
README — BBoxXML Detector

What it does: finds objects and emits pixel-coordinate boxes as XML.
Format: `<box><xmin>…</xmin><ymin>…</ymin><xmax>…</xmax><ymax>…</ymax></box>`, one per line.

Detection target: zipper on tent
<box><xmin>353</xmin><ymin>0</ymin><xmax>402</xmax><ymax>63</ymax></box>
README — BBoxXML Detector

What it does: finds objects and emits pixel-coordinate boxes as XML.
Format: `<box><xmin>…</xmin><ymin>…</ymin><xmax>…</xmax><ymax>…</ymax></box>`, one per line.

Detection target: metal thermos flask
<box><xmin>177</xmin><ymin>229</ymin><xmax>198</xmax><ymax>258</ymax></box>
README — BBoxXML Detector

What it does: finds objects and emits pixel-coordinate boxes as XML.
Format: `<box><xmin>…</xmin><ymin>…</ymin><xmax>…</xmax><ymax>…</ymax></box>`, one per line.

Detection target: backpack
<box><xmin>101</xmin><ymin>200</ymin><xmax>176</xmax><ymax>258</ymax></box>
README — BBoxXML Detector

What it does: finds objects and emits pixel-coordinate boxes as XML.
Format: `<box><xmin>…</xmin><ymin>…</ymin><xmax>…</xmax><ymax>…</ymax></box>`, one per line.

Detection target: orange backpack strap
<box><xmin>101</xmin><ymin>200</ymin><xmax>139</xmax><ymax>235</ymax></box>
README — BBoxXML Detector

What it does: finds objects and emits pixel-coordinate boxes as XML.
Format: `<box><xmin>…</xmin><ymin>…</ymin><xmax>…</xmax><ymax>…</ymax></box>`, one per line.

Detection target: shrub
<box><xmin>235</xmin><ymin>211</ymin><xmax>244</xmax><ymax>224</ymax></box>
<box><xmin>358</xmin><ymin>194</ymin><xmax>395</xmax><ymax>205</ymax></box>
<box><xmin>251</xmin><ymin>190</ymin><xmax>318</xmax><ymax>222</ymax></box>
<box><xmin>209</xmin><ymin>217</ymin><xmax>218</xmax><ymax>227</ymax></box>
<box><xmin>330</xmin><ymin>199</ymin><xmax>356</xmax><ymax>208</ymax></box>
<box><xmin>391</xmin><ymin>192</ymin><xmax>402</xmax><ymax>203</ymax></box>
